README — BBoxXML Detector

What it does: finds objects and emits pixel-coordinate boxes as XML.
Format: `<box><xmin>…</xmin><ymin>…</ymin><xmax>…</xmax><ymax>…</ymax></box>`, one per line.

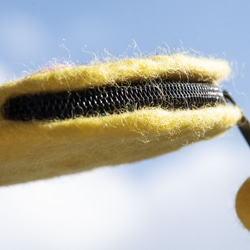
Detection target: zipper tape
<box><xmin>3</xmin><ymin>78</ymin><xmax>249</xmax><ymax>148</ymax></box>
<box><xmin>3</xmin><ymin>81</ymin><xmax>225</xmax><ymax>121</ymax></box>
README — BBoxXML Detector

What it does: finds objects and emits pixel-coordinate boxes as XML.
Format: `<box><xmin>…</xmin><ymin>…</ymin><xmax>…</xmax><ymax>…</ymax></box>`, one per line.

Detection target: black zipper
<box><xmin>2</xmin><ymin>79</ymin><xmax>250</xmax><ymax>147</ymax></box>
<box><xmin>2</xmin><ymin>80</ymin><xmax>226</xmax><ymax>121</ymax></box>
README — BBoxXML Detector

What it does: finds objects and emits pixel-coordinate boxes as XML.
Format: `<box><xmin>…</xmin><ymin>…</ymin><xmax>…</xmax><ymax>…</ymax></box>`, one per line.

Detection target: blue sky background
<box><xmin>1</xmin><ymin>0</ymin><xmax>250</xmax><ymax>249</ymax></box>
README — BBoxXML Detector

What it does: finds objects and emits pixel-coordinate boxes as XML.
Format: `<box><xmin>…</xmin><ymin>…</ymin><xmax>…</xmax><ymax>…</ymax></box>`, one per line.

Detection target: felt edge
<box><xmin>0</xmin><ymin>54</ymin><xmax>230</xmax><ymax>112</ymax></box>
<box><xmin>236</xmin><ymin>177</ymin><xmax>250</xmax><ymax>230</ymax></box>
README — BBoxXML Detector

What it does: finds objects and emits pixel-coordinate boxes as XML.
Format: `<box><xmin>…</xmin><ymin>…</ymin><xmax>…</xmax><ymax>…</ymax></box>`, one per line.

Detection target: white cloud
<box><xmin>0</xmin><ymin>171</ymin><xmax>146</xmax><ymax>250</ymax></box>
<box><xmin>0</xmin><ymin>137</ymin><xmax>250</xmax><ymax>250</ymax></box>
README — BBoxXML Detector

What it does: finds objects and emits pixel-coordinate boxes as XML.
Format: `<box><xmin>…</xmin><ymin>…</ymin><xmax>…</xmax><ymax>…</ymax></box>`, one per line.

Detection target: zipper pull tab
<box><xmin>223</xmin><ymin>91</ymin><xmax>250</xmax><ymax>147</ymax></box>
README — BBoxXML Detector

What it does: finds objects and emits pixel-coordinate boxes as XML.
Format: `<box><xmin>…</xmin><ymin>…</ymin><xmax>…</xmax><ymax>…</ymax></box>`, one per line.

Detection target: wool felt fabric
<box><xmin>0</xmin><ymin>54</ymin><xmax>242</xmax><ymax>186</ymax></box>
<box><xmin>236</xmin><ymin>178</ymin><xmax>250</xmax><ymax>230</ymax></box>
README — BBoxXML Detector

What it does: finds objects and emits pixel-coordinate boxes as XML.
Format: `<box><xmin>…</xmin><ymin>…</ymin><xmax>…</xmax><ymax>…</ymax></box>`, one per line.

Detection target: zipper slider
<box><xmin>223</xmin><ymin>91</ymin><xmax>250</xmax><ymax>147</ymax></box>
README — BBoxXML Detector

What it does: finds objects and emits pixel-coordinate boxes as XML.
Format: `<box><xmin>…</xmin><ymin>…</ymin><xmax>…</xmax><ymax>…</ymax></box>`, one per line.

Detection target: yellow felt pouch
<box><xmin>0</xmin><ymin>54</ymin><xmax>243</xmax><ymax>186</ymax></box>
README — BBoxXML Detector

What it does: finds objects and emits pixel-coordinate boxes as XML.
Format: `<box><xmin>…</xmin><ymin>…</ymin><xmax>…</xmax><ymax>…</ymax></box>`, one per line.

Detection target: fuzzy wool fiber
<box><xmin>0</xmin><ymin>54</ymin><xmax>242</xmax><ymax>185</ymax></box>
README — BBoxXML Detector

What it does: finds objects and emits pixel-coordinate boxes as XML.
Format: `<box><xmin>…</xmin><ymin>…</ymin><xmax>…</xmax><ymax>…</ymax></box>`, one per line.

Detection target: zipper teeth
<box><xmin>3</xmin><ymin>80</ymin><xmax>225</xmax><ymax>121</ymax></box>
